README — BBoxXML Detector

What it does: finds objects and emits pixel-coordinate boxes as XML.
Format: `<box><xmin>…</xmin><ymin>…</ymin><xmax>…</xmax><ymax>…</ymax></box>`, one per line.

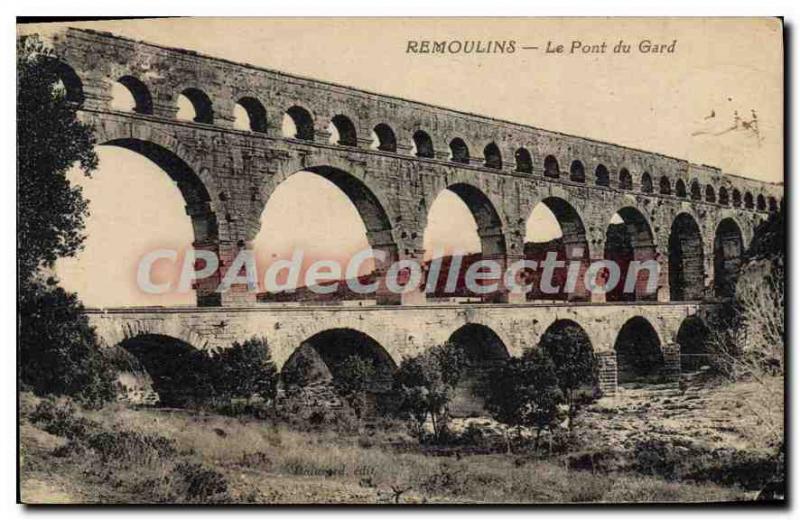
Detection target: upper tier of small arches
<box><xmin>58</xmin><ymin>57</ymin><xmax>781</xmax><ymax>215</ymax></box>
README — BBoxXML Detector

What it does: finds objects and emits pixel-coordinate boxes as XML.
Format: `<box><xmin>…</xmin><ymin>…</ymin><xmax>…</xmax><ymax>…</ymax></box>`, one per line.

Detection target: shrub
<box><xmin>19</xmin><ymin>282</ymin><xmax>116</xmax><ymax>407</ymax></box>
<box><xmin>392</xmin><ymin>343</ymin><xmax>466</xmax><ymax>441</ymax></box>
<box><xmin>87</xmin><ymin>430</ymin><xmax>177</xmax><ymax>465</ymax></box>
<box><xmin>27</xmin><ymin>398</ymin><xmax>97</xmax><ymax>440</ymax></box>
<box><xmin>171</xmin><ymin>462</ymin><xmax>228</xmax><ymax>500</ymax></box>
<box><xmin>484</xmin><ymin>349</ymin><xmax>563</xmax><ymax>451</ymax></box>
<box><xmin>208</xmin><ymin>337</ymin><xmax>278</xmax><ymax>404</ymax></box>
<box><xmin>333</xmin><ymin>355</ymin><xmax>376</xmax><ymax>420</ymax></box>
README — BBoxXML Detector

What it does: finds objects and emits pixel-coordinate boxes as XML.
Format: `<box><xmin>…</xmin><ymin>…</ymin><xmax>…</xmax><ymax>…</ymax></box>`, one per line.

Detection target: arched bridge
<box><xmin>41</xmin><ymin>28</ymin><xmax>783</xmax><ymax>395</ymax></box>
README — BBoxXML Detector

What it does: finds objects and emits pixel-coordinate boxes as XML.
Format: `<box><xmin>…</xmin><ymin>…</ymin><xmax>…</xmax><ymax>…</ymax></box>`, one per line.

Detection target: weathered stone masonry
<box><xmin>43</xmin><ymin>28</ymin><xmax>783</xmax><ymax>393</ymax></box>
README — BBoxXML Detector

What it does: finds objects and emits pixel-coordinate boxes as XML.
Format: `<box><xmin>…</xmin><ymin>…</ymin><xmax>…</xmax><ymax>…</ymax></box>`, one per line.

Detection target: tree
<box><xmin>210</xmin><ymin>337</ymin><xmax>278</xmax><ymax>403</ymax></box>
<box><xmin>333</xmin><ymin>355</ymin><xmax>376</xmax><ymax>420</ymax></box>
<box><xmin>17</xmin><ymin>36</ymin><xmax>114</xmax><ymax>406</ymax></box>
<box><xmin>17</xmin><ymin>35</ymin><xmax>97</xmax><ymax>286</ymax></box>
<box><xmin>538</xmin><ymin>326</ymin><xmax>597</xmax><ymax>424</ymax></box>
<box><xmin>393</xmin><ymin>343</ymin><xmax>465</xmax><ymax>440</ymax></box>
<box><xmin>18</xmin><ymin>282</ymin><xmax>115</xmax><ymax>408</ymax></box>
<box><xmin>484</xmin><ymin>349</ymin><xmax>563</xmax><ymax>451</ymax></box>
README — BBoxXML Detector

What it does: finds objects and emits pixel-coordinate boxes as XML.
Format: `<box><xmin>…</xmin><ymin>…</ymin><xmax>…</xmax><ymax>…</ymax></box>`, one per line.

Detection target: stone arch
<box><xmin>718</xmin><ymin>187</ymin><xmax>729</xmax><ymax>205</ymax></box>
<box><xmin>284</xmin><ymin>105</ymin><xmax>315</xmax><ymax>140</ymax></box>
<box><xmin>54</xmin><ymin>61</ymin><xmax>84</xmax><ymax>104</ymax></box>
<box><xmin>690</xmin><ymin>180</ymin><xmax>702</xmax><ymax>200</ymax></box>
<box><xmin>604</xmin><ymin>207</ymin><xmax>658</xmax><ymax>302</ymax></box>
<box><xmin>570</xmin><ymin>160</ymin><xmax>586</xmax><ymax>183</ymax></box>
<box><xmin>179</xmin><ymin>87</ymin><xmax>214</xmax><ymax>124</ymax></box>
<box><xmin>769</xmin><ymin>197</ymin><xmax>778</xmax><ymax>213</ymax></box>
<box><xmin>676</xmin><ymin>316</ymin><xmax>711</xmax><ymax>372</ymax></box>
<box><xmin>413</xmin><ymin>130</ymin><xmax>435</xmax><ymax>158</ymax></box>
<box><xmin>449</xmin><ymin>137</ymin><xmax>470</xmax><ymax>164</ymax></box>
<box><xmin>235</xmin><ymin>96</ymin><xmax>268</xmax><ymax>133</ymax></box>
<box><xmin>116</xmin><ymin>333</ymin><xmax>209</xmax><ymax>407</ymax></box>
<box><xmin>281</xmin><ymin>328</ymin><xmax>397</xmax><ymax>402</ymax></box>
<box><xmin>372</xmin><ymin>123</ymin><xmax>396</xmax><ymax>152</ymax></box>
<box><xmin>669</xmin><ymin>213</ymin><xmax>705</xmax><ymax>301</ymax></box>
<box><xmin>483</xmin><ymin>142</ymin><xmax>503</xmax><ymax>169</ymax></box>
<box><xmin>614</xmin><ymin>316</ymin><xmax>664</xmax><ymax>384</ymax></box>
<box><xmin>595</xmin><ymin>164</ymin><xmax>610</xmax><ymax>187</ymax></box>
<box><xmin>117</xmin><ymin>75</ymin><xmax>153</xmax><ymax>114</ymax></box>
<box><xmin>526</xmin><ymin>196</ymin><xmax>590</xmax><ymax>302</ymax></box>
<box><xmin>447</xmin><ymin>323</ymin><xmax>510</xmax><ymax>417</ymax></box>
<box><xmin>515</xmin><ymin>147</ymin><xmax>533</xmax><ymax>173</ymax></box>
<box><xmin>330</xmin><ymin>114</ymin><xmax>358</xmax><ymax>147</ymax></box>
<box><xmin>706</xmin><ymin>185</ymin><xmax>717</xmax><ymax>203</ymax></box>
<box><xmin>659</xmin><ymin>175</ymin><xmax>671</xmax><ymax>195</ymax></box>
<box><xmin>619</xmin><ymin>168</ymin><xmax>632</xmax><ymax>190</ymax></box>
<box><xmin>714</xmin><ymin>218</ymin><xmax>744</xmax><ymax>297</ymax></box>
<box><xmin>675</xmin><ymin>179</ymin><xmax>687</xmax><ymax>198</ymax></box>
<box><xmin>641</xmin><ymin>172</ymin><xmax>653</xmax><ymax>193</ymax></box>
<box><xmin>757</xmin><ymin>194</ymin><xmax>767</xmax><ymax>211</ymax></box>
<box><xmin>444</xmin><ymin>182</ymin><xmax>507</xmax><ymax>259</ymax></box>
<box><xmin>744</xmin><ymin>192</ymin><xmax>754</xmax><ymax>209</ymax></box>
<box><xmin>544</xmin><ymin>155</ymin><xmax>560</xmax><ymax>178</ymax></box>
<box><xmin>732</xmin><ymin>189</ymin><xmax>742</xmax><ymax>208</ymax></box>
<box><xmin>539</xmin><ymin>319</ymin><xmax>597</xmax><ymax>390</ymax></box>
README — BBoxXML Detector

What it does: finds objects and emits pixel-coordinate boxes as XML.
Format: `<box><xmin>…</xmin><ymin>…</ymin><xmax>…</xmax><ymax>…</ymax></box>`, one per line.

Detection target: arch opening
<box><xmin>619</xmin><ymin>168</ymin><xmax>632</xmax><ymax>190</ymax></box>
<box><xmin>718</xmin><ymin>187</ymin><xmax>729</xmax><ymax>205</ymax></box>
<box><xmin>614</xmin><ymin>317</ymin><xmax>664</xmax><ymax>384</ymax></box>
<box><xmin>515</xmin><ymin>147</ymin><xmax>533</xmax><ymax>173</ymax></box>
<box><xmin>714</xmin><ymin>218</ymin><xmax>743</xmax><ymax>297</ymax></box>
<box><xmin>111</xmin><ymin>76</ymin><xmax>153</xmax><ymax>114</ymax></box>
<box><xmin>757</xmin><ymin>194</ymin><xmax>766</xmax><ymax>211</ymax></box>
<box><xmin>234</xmin><ymin>97</ymin><xmax>267</xmax><ymax>133</ymax></box>
<box><xmin>677</xmin><ymin>316</ymin><xmax>711</xmax><ymax>372</ymax></box>
<box><xmin>371</xmin><ymin>123</ymin><xmax>396</xmax><ymax>152</ymax></box>
<box><xmin>283</xmin><ymin>105</ymin><xmax>315</xmax><ymax>140</ymax></box>
<box><xmin>329</xmin><ymin>114</ymin><xmax>358</xmax><ymax>147</ymax></box>
<box><xmin>569</xmin><ymin>160</ymin><xmax>586</xmax><ymax>183</ymax></box>
<box><xmin>255</xmin><ymin>166</ymin><xmax>396</xmax><ymax>304</ymax></box>
<box><xmin>641</xmin><ymin>172</ymin><xmax>653</xmax><ymax>193</ymax></box>
<box><xmin>732</xmin><ymin>189</ymin><xmax>742</xmax><ymax>208</ymax></box>
<box><xmin>412</xmin><ymin>130</ymin><xmax>434</xmax><ymax>158</ymax></box>
<box><xmin>544</xmin><ymin>155</ymin><xmax>560</xmax><ymax>178</ymax></box>
<box><xmin>659</xmin><ymin>176</ymin><xmax>671</xmax><ymax>195</ymax></box>
<box><xmin>281</xmin><ymin>328</ymin><xmax>397</xmax><ymax>414</ymax></box>
<box><xmin>483</xmin><ymin>142</ymin><xmax>502</xmax><ymax>169</ymax></box>
<box><xmin>525</xmin><ymin>198</ymin><xmax>590</xmax><ymax>302</ymax></box>
<box><xmin>768</xmin><ymin>197</ymin><xmax>778</xmax><ymax>213</ymax></box>
<box><xmin>675</xmin><ymin>179</ymin><xmax>687</xmax><ymax>198</ymax></box>
<box><xmin>595</xmin><ymin>164</ymin><xmax>610</xmax><ymax>187</ymax></box>
<box><xmin>669</xmin><ymin>213</ymin><xmax>705</xmax><ymax>301</ymax></box>
<box><xmin>539</xmin><ymin>319</ymin><xmax>597</xmax><ymax>393</ymax></box>
<box><xmin>706</xmin><ymin>185</ymin><xmax>717</xmax><ymax>203</ymax></box>
<box><xmin>690</xmin><ymin>181</ymin><xmax>702</xmax><ymax>201</ymax></box>
<box><xmin>744</xmin><ymin>192</ymin><xmax>754</xmax><ymax>209</ymax></box>
<box><xmin>117</xmin><ymin>334</ymin><xmax>209</xmax><ymax>407</ymax></box>
<box><xmin>423</xmin><ymin>184</ymin><xmax>506</xmax><ymax>302</ymax></box>
<box><xmin>604</xmin><ymin>207</ymin><xmax>658</xmax><ymax>302</ymax></box>
<box><xmin>56</xmin><ymin>142</ymin><xmax>205</xmax><ymax>307</ymax></box>
<box><xmin>449</xmin><ymin>138</ymin><xmax>470</xmax><ymax>164</ymax></box>
<box><xmin>53</xmin><ymin>62</ymin><xmax>84</xmax><ymax>104</ymax></box>
<box><xmin>177</xmin><ymin>88</ymin><xmax>213</xmax><ymax>124</ymax></box>
<box><xmin>447</xmin><ymin>323</ymin><xmax>510</xmax><ymax>417</ymax></box>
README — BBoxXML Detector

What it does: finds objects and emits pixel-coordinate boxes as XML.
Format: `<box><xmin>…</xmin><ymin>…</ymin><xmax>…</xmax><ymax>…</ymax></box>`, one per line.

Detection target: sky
<box><xmin>22</xmin><ymin>18</ymin><xmax>782</xmax><ymax>307</ymax></box>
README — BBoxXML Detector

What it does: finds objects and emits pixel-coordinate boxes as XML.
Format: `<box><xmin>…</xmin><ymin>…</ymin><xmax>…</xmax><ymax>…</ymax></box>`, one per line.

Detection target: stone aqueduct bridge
<box><xmin>47</xmin><ymin>28</ymin><xmax>783</xmax><ymax>392</ymax></box>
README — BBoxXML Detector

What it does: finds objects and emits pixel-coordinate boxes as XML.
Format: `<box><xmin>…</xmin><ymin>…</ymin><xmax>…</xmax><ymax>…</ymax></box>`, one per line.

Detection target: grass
<box><xmin>19</xmin><ymin>392</ymin><xmax>750</xmax><ymax>504</ymax></box>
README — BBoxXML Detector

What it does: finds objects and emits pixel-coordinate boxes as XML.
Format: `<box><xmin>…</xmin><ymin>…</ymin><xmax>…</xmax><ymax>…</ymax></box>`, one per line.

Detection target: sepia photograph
<box><xmin>15</xmin><ymin>16</ymin><xmax>785</xmax><ymax>505</ymax></box>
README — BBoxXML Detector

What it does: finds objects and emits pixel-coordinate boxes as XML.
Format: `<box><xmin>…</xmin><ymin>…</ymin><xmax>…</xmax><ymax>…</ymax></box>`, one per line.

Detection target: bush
<box><xmin>484</xmin><ymin>349</ymin><xmax>563</xmax><ymax>450</ymax></box>
<box><xmin>392</xmin><ymin>343</ymin><xmax>465</xmax><ymax>441</ymax></box>
<box><xmin>87</xmin><ymin>430</ymin><xmax>177</xmax><ymax>465</ymax></box>
<box><xmin>28</xmin><ymin>398</ymin><xmax>97</xmax><ymax>440</ymax></box>
<box><xmin>19</xmin><ymin>282</ymin><xmax>116</xmax><ymax>407</ymax></box>
<box><xmin>208</xmin><ymin>337</ymin><xmax>278</xmax><ymax>404</ymax></box>
<box><xmin>171</xmin><ymin>462</ymin><xmax>228</xmax><ymax>500</ymax></box>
